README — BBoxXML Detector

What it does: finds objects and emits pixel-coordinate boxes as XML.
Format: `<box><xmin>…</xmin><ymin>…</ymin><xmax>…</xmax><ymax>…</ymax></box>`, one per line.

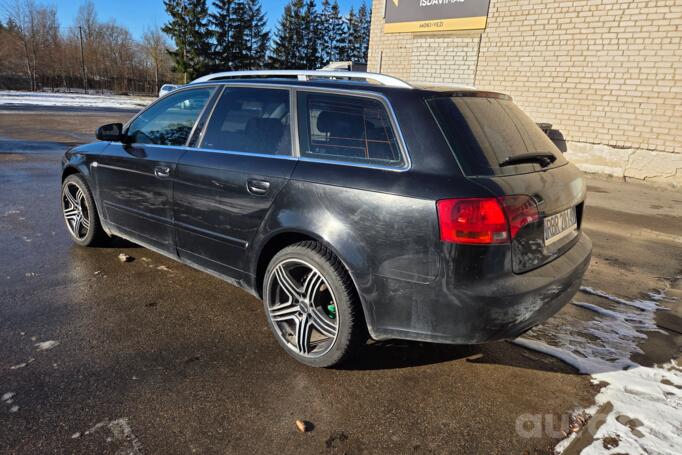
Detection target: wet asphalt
<box><xmin>1</xmin><ymin>107</ymin><xmax>680</xmax><ymax>454</ymax></box>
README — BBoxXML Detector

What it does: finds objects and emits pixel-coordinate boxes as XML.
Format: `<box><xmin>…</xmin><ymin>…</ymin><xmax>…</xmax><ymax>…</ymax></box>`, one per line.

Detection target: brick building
<box><xmin>368</xmin><ymin>0</ymin><xmax>682</xmax><ymax>186</ymax></box>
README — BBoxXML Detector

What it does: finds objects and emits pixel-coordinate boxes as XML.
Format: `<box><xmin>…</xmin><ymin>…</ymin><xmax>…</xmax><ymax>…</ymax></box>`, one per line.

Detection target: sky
<box><xmin>52</xmin><ymin>0</ymin><xmax>367</xmax><ymax>39</ymax></box>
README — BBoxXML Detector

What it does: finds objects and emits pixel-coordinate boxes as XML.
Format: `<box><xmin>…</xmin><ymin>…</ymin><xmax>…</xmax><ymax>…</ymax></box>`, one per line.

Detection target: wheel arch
<box><xmin>61</xmin><ymin>165</ymin><xmax>82</xmax><ymax>182</ymax></box>
<box><xmin>253</xmin><ymin>229</ymin><xmax>375</xmax><ymax>338</ymax></box>
<box><xmin>61</xmin><ymin>164</ymin><xmax>110</xmax><ymax>237</ymax></box>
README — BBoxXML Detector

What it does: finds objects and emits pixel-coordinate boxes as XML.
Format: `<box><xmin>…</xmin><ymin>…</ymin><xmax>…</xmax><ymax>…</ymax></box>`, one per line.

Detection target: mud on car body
<box><xmin>61</xmin><ymin>71</ymin><xmax>591</xmax><ymax>367</ymax></box>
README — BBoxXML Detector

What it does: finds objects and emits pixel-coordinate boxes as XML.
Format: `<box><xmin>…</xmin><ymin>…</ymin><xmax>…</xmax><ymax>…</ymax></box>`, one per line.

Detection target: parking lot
<box><xmin>1</xmin><ymin>102</ymin><xmax>681</xmax><ymax>454</ymax></box>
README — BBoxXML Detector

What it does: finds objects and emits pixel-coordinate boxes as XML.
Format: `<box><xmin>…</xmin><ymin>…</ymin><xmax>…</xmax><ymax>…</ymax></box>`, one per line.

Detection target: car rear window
<box><xmin>427</xmin><ymin>96</ymin><xmax>567</xmax><ymax>176</ymax></box>
<box><xmin>297</xmin><ymin>92</ymin><xmax>405</xmax><ymax>168</ymax></box>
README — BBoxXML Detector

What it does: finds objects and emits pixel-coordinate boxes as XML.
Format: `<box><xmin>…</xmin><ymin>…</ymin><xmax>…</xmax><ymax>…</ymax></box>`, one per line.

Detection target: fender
<box><xmin>62</xmin><ymin>142</ymin><xmax>112</xmax><ymax>234</ymax></box>
<box><xmin>249</xmin><ymin>178</ymin><xmax>442</xmax><ymax>339</ymax></box>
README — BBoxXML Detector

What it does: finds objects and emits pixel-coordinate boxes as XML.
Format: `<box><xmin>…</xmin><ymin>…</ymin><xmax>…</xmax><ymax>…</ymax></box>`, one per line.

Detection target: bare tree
<box><xmin>0</xmin><ymin>0</ymin><xmax>180</xmax><ymax>94</ymax></box>
<box><xmin>143</xmin><ymin>28</ymin><xmax>169</xmax><ymax>93</ymax></box>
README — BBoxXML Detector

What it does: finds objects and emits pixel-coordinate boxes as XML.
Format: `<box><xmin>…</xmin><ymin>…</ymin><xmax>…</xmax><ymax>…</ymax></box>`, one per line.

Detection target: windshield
<box><xmin>427</xmin><ymin>96</ymin><xmax>567</xmax><ymax>176</ymax></box>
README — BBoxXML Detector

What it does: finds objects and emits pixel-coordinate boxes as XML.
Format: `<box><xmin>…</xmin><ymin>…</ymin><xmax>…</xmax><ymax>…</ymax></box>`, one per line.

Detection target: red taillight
<box><xmin>437</xmin><ymin>196</ymin><xmax>539</xmax><ymax>245</ymax></box>
<box><xmin>499</xmin><ymin>195</ymin><xmax>540</xmax><ymax>239</ymax></box>
<box><xmin>437</xmin><ymin>198</ymin><xmax>509</xmax><ymax>244</ymax></box>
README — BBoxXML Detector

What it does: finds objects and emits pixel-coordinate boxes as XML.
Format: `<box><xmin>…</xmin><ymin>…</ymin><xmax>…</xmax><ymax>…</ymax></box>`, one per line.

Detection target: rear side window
<box><xmin>427</xmin><ymin>96</ymin><xmax>567</xmax><ymax>176</ymax></box>
<box><xmin>298</xmin><ymin>93</ymin><xmax>404</xmax><ymax>167</ymax></box>
<box><xmin>127</xmin><ymin>87</ymin><xmax>214</xmax><ymax>146</ymax></box>
<box><xmin>201</xmin><ymin>87</ymin><xmax>291</xmax><ymax>155</ymax></box>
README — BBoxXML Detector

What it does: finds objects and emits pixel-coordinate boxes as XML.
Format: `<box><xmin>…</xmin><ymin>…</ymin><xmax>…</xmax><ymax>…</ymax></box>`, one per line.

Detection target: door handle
<box><xmin>247</xmin><ymin>178</ymin><xmax>271</xmax><ymax>195</ymax></box>
<box><xmin>154</xmin><ymin>166</ymin><xmax>171</xmax><ymax>178</ymax></box>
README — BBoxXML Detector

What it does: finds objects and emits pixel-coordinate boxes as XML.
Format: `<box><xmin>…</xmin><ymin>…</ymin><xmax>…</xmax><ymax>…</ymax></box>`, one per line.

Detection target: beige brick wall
<box><xmin>368</xmin><ymin>1</ymin><xmax>480</xmax><ymax>85</ymax></box>
<box><xmin>368</xmin><ymin>0</ymin><xmax>682</xmax><ymax>185</ymax></box>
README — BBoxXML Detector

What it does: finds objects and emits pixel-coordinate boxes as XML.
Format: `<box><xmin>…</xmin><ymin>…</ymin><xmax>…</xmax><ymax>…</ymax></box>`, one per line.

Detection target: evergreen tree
<box><xmin>242</xmin><ymin>0</ymin><xmax>269</xmax><ymax>69</ymax></box>
<box><xmin>301</xmin><ymin>0</ymin><xmax>320</xmax><ymax>69</ymax></box>
<box><xmin>162</xmin><ymin>0</ymin><xmax>211</xmax><ymax>83</ymax></box>
<box><xmin>327</xmin><ymin>0</ymin><xmax>345</xmax><ymax>63</ymax></box>
<box><xmin>270</xmin><ymin>0</ymin><xmax>305</xmax><ymax>69</ymax></box>
<box><xmin>210</xmin><ymin>0</ymin><xmax>242</xmax><ymax>70</ymax></box>
<box><xmin>318</xmin><ymin>0</ymin><xmax>333</xmax><ymax>65</ymax></box>
<box><xmin>357</xmin><ymin>1</ymin><xmax>371</xmax><ymax>62</ymax></box>
<box><xmin>343</xmin><ymin>5</ymin><xmax>368</xmax><ymax>63</ymax></box>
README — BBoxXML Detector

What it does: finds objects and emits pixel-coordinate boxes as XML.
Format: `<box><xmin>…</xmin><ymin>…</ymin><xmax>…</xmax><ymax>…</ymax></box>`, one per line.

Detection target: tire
<box><xmin>263</xmin><ymin>241</ymin><xmax>366</xmax><ymax>367</ymax></box>
<box><xmin>61</xmin><ymin>174</ymin><xmax>108</xmax><ymax>247</ymax></box>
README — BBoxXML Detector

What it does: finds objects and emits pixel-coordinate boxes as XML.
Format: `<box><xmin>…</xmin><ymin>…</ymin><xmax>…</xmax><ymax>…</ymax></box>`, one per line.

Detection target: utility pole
<box><xmin>78</xmin><ymin>26</ymin><xmax>88</xmax><ymax>93</ymax></box>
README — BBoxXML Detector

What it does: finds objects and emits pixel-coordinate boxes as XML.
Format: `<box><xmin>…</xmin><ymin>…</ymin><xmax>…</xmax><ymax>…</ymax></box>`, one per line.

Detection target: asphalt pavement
<box><xmin>0</xmin><ymin>107</ymin><xmax>680</xmax><ymax>454</ymax></box>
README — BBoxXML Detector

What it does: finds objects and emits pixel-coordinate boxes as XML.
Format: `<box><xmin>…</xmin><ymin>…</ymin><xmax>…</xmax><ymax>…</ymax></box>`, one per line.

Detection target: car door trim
<box><xmin>96</xmin><ymin>162</ymin><xmax>154</xmax><ymax>177</ymax></box>
<box><xmin>103</xmin><ymin>200</ymin><xmax>174</xmax><ymax>227</ymax></box>
<box><xmin>174</xmin><ymin>221</ymin><xmax>249</xmax><ymax>248</ymax></box>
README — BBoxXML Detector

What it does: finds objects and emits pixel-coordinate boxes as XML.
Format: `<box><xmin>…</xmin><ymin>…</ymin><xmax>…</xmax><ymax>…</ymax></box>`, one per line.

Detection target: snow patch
<box><xmin>10</xmin><ymin>358</ymin><xmax>35</xmax><ymax>370</ymax></box>
<box><xmin>514</xmin><ymin>286</ymin><xmax>682</xmax><ymax>454</ymax></box>
<box><xmin>580</xmin><ymin>286</ymin><xmax>661</xmax><ymax>311</ymax></box>
<box><xmin>0</xmin><ymin>90</ymin><xmax>151</xmax><ymax>110</ymax></box>
<box><xmin>1</xmin><ymin>392</ymin><xmax>15</xmax><ymax>402</ymax></box>
<box><xmin>77</xmin><ymin>418</ymin><xmax>142</xmax><ymax>454</ymax></box>
<box><xmin>35</xmin><ymin>340</ymin><xmax>60</xmax><ymax>351</ymax></box>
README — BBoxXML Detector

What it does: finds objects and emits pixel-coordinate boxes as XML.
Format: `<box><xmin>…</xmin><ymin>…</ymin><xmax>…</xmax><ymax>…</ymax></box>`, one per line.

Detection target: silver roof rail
<box><xmin>410</xmin><ymin>81</ymin><xmax>477</xmax><ymax>91</ymax></box>
<box><xmin>190</xmin><ymin>70</ymin><xmax>413</xmax><ymax>89</ymax></box>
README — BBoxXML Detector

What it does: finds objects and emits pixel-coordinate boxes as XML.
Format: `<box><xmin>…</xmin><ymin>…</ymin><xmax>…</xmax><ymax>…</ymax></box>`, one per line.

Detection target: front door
<box><xmin>94</xmin><ymin>87</ymin><xmax>216</xmax><ymax>253</ymax></box>
<box><xmin>173</xmin><ymin>86</ymin><xmax>296</xmax><ymax>277</ymax></box>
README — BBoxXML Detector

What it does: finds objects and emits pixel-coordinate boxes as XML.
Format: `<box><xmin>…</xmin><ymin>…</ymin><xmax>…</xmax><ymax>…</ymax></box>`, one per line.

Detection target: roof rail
<box><xmin>190</xmin><ymin>70</ymin><xmax>413</xmax><ymax>89</ymax></box>
<box><xmin>411</xmin><ymin>81</ymin><xmax>478</xmax><ymax>91</ymax></box>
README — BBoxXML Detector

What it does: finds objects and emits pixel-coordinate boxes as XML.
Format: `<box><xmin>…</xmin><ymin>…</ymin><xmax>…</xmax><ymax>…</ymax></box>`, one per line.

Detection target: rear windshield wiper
<box><xmin>499</xmin><ymin>152</ymin><xmax>557</xmax><ymax>168</ymax></box>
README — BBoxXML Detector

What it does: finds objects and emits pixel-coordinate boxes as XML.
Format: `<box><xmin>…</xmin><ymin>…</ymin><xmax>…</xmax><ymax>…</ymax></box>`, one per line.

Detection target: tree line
<box><xmin>0</xmin><ymin>0</ymin><xmax>371</xmax><ymax>94</ymax></box>
<box><xmin>164</xmin><ymin>0</ymin><xmax>371</xmax><ymax>83</ymax></box>
<box><xmin>0</xmin><ymin>0</ymin><xmax>173</xmax><ymax>94</ymax></box>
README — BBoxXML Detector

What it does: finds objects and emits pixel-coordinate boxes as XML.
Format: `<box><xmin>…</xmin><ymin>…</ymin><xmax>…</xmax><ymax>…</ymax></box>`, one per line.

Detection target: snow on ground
<box><xmin>73</xmin><ymin>417</ymin><xmax>143</xmax><ymax>454</ymax></box>
<box><xmin>514</xmin><ymin>285</ymin><xmax>682</xmax><ymax>454</ymax></box>
<box><xmin>34</xmin><ymin>340</ymin><xmax>60</xmax><ymax>351</ymax></box>
<box><xmin>0</xmin><ymin>90</ymin><xmax>152</xmax><ymax>110</ymax></box>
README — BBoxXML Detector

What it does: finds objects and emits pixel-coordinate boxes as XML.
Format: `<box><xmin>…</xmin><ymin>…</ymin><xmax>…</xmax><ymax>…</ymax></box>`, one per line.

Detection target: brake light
<box><xmin>437</xmin><ymin>196</ymin><xmax>539</xmax><ymax>245</ymax></box>
<box><xmin>499</xmin><ymin>195</ymin><xmax>540</xmax><ymax>239</ymax></box>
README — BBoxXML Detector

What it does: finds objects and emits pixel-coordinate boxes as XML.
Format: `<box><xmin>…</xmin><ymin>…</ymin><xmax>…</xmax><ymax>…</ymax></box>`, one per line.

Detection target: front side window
<box><xmin>127</xmin><ymin>88</ymin><xmax>215</xmax><ymax>146</ymax></box>
<box><xmin>298</xmin><ymin>93</ymin><xmax>404</xmax><ymax>167</ymax></box>
<box><xmin>201</xmin><ymin>87</ymin><xmax>291</xmax><ymax>155</ymax></box>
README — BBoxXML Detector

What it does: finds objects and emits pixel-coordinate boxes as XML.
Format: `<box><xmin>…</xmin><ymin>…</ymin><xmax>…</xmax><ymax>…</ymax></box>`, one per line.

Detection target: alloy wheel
<box><xmin>62</xmin><ymin>182</ymin><xmax>90</xmax><ymax>240</ymax></box>
<box><xmin>266</xmin><ymin>259</ymin><xmax>339</xmax><ymax>357</ymax></box>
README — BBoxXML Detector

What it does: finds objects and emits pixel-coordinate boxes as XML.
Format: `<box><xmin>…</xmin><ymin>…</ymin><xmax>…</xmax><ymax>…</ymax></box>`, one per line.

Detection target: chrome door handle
<box><xmin>154</xmin><ymin>166</ymin><xmax>170</xmax><ymax>178</ymax></box>
<box><xmin>246</xmin><ymin>179</ymin><xmax>271</xmax><ymax>195</ymax></box>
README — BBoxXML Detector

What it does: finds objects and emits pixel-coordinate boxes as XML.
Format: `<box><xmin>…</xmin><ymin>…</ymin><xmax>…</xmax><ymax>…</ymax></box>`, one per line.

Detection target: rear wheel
<box><xmin>61</xmin><ymin>174</ymin><xmax>108</xmax><ymax>247</ymax></box>
<box><xmin>263</xmin><ymin>241</ymin><xmax>365</xmax><ymax>367</ymax></box>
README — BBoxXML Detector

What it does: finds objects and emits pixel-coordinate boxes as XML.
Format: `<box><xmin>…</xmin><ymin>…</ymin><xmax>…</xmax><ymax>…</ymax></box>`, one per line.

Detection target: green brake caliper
<box><xmin>327</xmin><ymin>304</ymin><xmax>336</xmax><ymax>319</ymax></box>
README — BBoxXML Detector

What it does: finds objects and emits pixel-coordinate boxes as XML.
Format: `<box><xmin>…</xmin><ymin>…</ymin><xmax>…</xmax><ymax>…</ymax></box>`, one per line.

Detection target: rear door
<box><xmin>94</xmin><ymin>86</ymin><xmax>216</xmax><ymax>253</ymax></box>
<box><xmin>173</xmin><ymin>85</ymin><xmax>296</xmax><ymax>277</ymax></box>
<box><xmin>427</xmin><ymin>95</ymin><xmax>586</xmax><ymax>272</ymax></box>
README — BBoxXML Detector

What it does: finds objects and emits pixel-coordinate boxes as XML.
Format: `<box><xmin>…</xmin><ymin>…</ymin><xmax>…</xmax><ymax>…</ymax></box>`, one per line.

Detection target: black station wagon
<box><xmin>61</xmin><ymin>70</ymin><xmax>591</xmax><ymax>367</ymax></box>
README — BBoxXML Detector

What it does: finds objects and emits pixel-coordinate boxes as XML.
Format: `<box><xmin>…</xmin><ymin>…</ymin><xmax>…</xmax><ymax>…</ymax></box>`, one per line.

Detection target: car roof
<box><xmin>187</xmin><ymin>77</ymin><xmax>510</xmax><ymax>100</ymax></box>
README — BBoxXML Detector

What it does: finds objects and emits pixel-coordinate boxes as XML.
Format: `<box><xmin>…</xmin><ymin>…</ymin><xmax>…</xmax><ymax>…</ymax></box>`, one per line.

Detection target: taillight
<box><xmin>499</xmin><ymin>195</ymin><xmax>540</xmax><ymax>239</ymax></box>
<box><xmin>437</xmin><ymin>196</ymin><xmax>539</xmax><ymax>245</ymax></box>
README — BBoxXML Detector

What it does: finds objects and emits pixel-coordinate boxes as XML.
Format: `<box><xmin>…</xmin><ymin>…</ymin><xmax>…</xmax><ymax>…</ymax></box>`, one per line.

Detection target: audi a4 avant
<box><xmin>61</xmin><ymin>70</ymin><xmax>591</xmax><ymax>367</ymax></box>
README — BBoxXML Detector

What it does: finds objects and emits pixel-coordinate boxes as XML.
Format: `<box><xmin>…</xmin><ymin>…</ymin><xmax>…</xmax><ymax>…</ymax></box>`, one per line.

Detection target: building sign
<box><xmin>384</xmin><ymin>0</ymin><xmax>491</xmax><ymax>34</ymax></box>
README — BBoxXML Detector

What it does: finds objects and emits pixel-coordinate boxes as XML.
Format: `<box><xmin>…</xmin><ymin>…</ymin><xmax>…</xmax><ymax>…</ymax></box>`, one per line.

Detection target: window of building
<box><xmin>298</xmin><ymin>93</ymin><xmax>404</xmax><ymax>167</ymax></box>
<box><xmin>201</xmin><ymin>87</ymin><xmax>291</xmax><ymax>155</ymax></box>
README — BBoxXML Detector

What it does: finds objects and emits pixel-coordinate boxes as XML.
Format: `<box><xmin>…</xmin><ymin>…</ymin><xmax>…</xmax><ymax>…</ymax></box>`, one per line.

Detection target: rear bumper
<box><xmin>368</xmin><ymin>233</ymin><xmax>592</xmax><ymax>344</ymax></box>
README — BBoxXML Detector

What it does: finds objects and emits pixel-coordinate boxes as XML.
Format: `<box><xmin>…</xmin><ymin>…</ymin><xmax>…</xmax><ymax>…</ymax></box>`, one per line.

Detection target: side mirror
<box><xmin>96</xmin><ymin>123</ymin><xmax>124</xmax><ymax>142</ymax></box>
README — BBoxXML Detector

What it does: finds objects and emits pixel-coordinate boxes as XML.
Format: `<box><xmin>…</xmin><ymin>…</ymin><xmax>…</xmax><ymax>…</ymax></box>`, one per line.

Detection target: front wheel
<box><xmin>263</xmin><ymin>241</ymin><xmax>365</xmax><ymax>368</ymax></box>
<box><xmin>61</xmin><ymin>174</ymin><xmax>108</xmax><ymax>247</ymax></box>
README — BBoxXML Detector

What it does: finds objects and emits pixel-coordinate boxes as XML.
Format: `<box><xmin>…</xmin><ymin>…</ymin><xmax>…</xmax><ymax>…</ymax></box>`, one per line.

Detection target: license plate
<box><xmin>544</xmin><ymin>207</ymin><xmax>577</xmax><ymax>245</ymax></box>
